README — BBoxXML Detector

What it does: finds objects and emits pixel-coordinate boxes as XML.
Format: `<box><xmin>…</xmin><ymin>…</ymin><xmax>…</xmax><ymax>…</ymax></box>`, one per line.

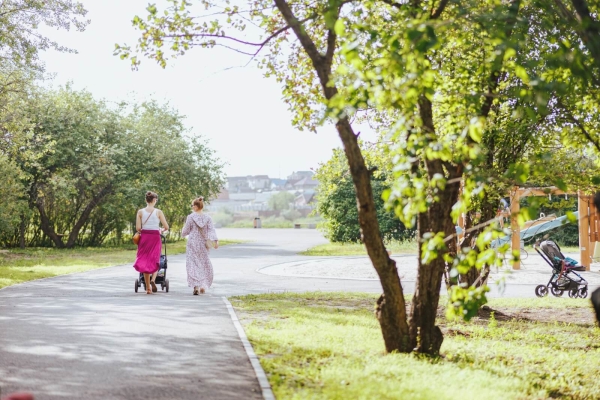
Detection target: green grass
<box><xmin>231</xmin><ymin>292</ymin><xmax>600</xmax><ymax>400</ymax></box>
<box><xmin>300</xmin><ymin>240</ymin><xmax>417</xmax><ymax>256</ymax></box>
<box><xmin>0</xmin><ymin>239</ymin><xmax>243</xmax><ymax>289</ymax></box>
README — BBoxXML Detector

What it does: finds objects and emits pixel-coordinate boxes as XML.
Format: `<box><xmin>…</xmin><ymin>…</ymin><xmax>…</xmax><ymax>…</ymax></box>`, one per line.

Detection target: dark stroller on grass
<box><xmin>135</xmin><ymin>234</ymin><xmax>169</xmax><ymax>293</ymax></box>
<box><xmin>533</xmin><ymin>238</ymin><xmax>588</xmax><ymax>298</ymax></box>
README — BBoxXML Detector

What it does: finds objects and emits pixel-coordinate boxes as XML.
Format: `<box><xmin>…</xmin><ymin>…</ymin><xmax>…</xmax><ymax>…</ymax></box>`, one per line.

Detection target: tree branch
<box><xmin>431</xmin><ymin>0</ymin><xmax>451</xmax><ymax>19</ymax></box>
<box><xmin>569</xmin><ymin>0</ymin><xmax>600</xmax><ymax>71</ymax></box>
<box><xmin>273</xmin><ymin>0</ymin><xmax>332</xmax><ymax>90</ymax></box>
<box><xmin>556</xmin><ymin>98</ymin><xmax>600</xmax><ymax>153</ymax></box>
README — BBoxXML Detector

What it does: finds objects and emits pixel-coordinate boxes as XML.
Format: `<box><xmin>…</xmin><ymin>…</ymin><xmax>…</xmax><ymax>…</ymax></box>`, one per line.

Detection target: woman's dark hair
<box><xmin>145</xmin><ymin>191</ymin><xmax>158</xmax><ymax>203</ymax></box>
<box><xmin>192</xmin><ymin>196</ymin><xmax>204</xmax><ymax>211</ymax></box>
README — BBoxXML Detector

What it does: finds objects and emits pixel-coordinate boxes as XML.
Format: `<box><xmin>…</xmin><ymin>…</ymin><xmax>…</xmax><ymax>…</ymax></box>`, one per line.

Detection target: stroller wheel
<box><xmin>165</xmin><ymin>278</ymin><xmax>170</xmax><ymax>293</ymax></box>
<box><xmin>135</xmin><ymin>279</ymin><xmax>139</xmax><ymax>293</ymax></box>
<box><xmin>535</xmin><ymin>285</ymin><xmax>549</xmax><ymax>297</ymax></box>
<box><xmin>550</xmin><ymin>287</ymin><xmax>563</xmax><ymax>297</ymax></box>
<box><xmin>578</xmin><ymin>287</ymin><xmax>588</xmax><ymax>298</ymax></box>
<box><xmin>568</xmin><ymin>288</ymin><xmax>578</xmax><ymax>298</ymax></box>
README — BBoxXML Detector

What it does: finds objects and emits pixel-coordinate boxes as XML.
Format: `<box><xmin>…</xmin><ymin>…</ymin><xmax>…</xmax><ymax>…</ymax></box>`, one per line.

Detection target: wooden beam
<box><xmin>516</xmin><ymin>187</ymin><xmax>571</xmax><ymax>198</ymax></box>
<box><xmin>578</xmin><ymin>192</ymin><xmax>591</xmax><ymax>271</ymax></box>
<box><xmin>590</xmin><ymin>199</ymin><xmax>597</xmax><ymax>242</ymax></box>
<box><xmin>511</xmin><ymin>188</ymin><xmax>521</xmax><ymax>270</ymax></box>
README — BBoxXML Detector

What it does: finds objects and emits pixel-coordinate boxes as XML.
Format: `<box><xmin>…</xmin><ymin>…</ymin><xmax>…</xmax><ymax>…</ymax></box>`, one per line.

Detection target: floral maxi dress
<box><xmin>181</xmin><ymin>213</ymin><xmax>218</xmax><ymax>290</ymax></box>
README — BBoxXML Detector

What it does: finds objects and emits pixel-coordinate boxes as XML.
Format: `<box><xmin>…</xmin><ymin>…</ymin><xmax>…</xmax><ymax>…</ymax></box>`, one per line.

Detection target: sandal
<box><xmin>200</xmin><ymin>288</ymin><xmax>205</xmax><ymax>294</ymax></box>
<box><xmin>193</xmin><ymin>287</ymin><xmax>199</xmax><ymax>296</ymax></box>
<box><xmin>150</xmin><ymin>280</ymin><xmax>157</xmax><ymax>293</ymax></box>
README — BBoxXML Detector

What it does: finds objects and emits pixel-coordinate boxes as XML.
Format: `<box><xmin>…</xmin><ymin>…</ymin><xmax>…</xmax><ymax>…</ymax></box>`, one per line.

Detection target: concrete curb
<box><xmin>223</xmin><ymin>297</ymin><xmax>275</xmax><ymax>400</ymax></box>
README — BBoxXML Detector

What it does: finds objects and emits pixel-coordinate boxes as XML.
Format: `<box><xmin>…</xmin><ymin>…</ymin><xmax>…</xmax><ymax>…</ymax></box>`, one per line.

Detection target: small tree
<box><xmin>268</xmin><ymin>191</ymin><xmax>295</xmax><ymax>211</ymax></box>
<box><xmin>316</xmin><ymin>148</ymin><xmax>412</xmax><ymax>243</ymax></box>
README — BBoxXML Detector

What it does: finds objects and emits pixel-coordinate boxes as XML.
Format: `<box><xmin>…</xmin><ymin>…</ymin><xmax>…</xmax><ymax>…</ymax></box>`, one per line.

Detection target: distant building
<box><xmin>270</xmin><ymin>178</ymin><xmax>287</xmax><ymax>191</ymax></box>
<box><xmin>295</xmin><ymin>190</ymin><xmax>316</xmax><ymax>208</ymax></box>
<box><xmin>287</xmin><ymin>171</ymin><xmax>314</xmax><ymax>181</ymax></box>
<box><xmin>248</xmin><ymin>175</ymin><xmax>270</xmax><ymax>190</ymax></box>
<box><xmin>217</xmin><ymin>189</ymin><xmax>230</xmax><ymax>200</ymax></box>
<box><xmin>226</xmin><ymin>176</ymin><xmax>251</xmax><ymax>193</ymax></box>
<box><xmin>293</xmin><ymin>177</ymin><xmax>319</xmax><ymax>191</ymax></box>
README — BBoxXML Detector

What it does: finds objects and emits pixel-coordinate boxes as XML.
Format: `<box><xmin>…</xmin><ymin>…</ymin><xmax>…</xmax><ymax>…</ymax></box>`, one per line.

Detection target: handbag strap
<box><xmin>141</xmin><ymin>209</ymin><xmax>155</xmax><ymax>229</ymax></box>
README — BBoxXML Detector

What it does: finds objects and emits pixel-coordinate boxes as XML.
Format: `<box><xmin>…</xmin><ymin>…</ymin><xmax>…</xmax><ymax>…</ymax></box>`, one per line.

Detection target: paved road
<box><xmin>1</xmin><ymin>229</ymin><xmax>598</xmax><ymax>399</ymax></box>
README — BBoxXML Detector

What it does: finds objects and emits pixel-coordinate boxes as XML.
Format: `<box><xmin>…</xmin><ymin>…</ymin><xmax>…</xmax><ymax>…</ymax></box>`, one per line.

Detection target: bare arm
<box><xmin>181</xmin><ymin>215</ymin><xmax>192</xmax><ymax>237</ymax></box>
<box><xmin>158</xmin><ymin>210</ymin><xmax>170</xmax><ymax>232</ymax></box>
<box><xmin>135</xmin><ymin>210</ymin><xmax>142</xmax><ymax>232</ymax></box>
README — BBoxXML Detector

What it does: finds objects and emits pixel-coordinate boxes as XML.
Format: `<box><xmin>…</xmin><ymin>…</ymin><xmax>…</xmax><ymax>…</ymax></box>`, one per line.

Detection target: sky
<box><xmin>38</xmin><ymin>0</ymin><xmax>377</xmax><ymax>179</ymax></box>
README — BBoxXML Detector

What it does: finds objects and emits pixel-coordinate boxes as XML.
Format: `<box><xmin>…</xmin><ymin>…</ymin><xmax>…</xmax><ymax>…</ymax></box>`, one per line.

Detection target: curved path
<box><xmin>1</xmin><ymin>229</ymin><xmax>598</xmax><ymax>399</ymax></box>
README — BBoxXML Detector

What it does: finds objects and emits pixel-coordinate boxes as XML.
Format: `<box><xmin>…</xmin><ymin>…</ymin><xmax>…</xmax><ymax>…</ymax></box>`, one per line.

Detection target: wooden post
<box><xmin>458</xmin><ymin>213</ymin><xmax>465</xmax><ymax>240</ymax></box>
<box><xmin>511</xmin><ymin>187</ymin><xmax>521</xmax><ymax>270</ymax></box>
<box><xmin>590</xmin><ymin>198</ymin><xmax>598</xmax><ymax>264</ymax></box>
<box><xmin>578</xmin><ymin>192</ymin><xmax>591</xmax><ymax>271</ymax></box>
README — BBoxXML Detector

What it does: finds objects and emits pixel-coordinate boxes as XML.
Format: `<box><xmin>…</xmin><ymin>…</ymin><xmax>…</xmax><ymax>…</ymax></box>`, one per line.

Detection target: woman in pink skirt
<box><xmin>133</xmin><ymin>191</ymin><xmax>170</xmax><ymax>294</ymax></box>
<box><xmin>181</xmin><ymin>196</ymin><xmax>218</xmax><ymax>295</ymax></box>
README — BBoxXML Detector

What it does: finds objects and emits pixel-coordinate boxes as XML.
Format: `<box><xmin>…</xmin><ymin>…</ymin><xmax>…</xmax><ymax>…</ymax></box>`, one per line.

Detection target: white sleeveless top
<box><xmin>140</xmin><ymin>209</ymin><xmax>160</xmax><ymax>230</ymax></box>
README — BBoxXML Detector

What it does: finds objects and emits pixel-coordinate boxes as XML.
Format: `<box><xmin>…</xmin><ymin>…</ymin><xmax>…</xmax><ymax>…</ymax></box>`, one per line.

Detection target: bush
<box><xmin>281</xmin><ymin>209</ymin><xmax>301</xmax><ymax>221</ymax></box>
<box><xmin>211</xmin><ymin>212</ymin><xmax>234</xmax><ymax>228</ymax></box>
<box><xmin>268</xmin><ymin>191</ymin><xmax>295</xmax><ymax>211</ymax></box>
<box><xmin>317</xmin><ymin>176</ymin><xmax>413</xmax><ymax>243</ymax></box>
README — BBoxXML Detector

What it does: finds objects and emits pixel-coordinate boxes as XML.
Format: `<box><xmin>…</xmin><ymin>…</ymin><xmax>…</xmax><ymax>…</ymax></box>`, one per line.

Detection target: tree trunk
<box><xmin>409</xmin><ymin>185</ymin><xmax>461</xmax><ymax>353</ymax></box>
<box><xmin>65</xmin><ymin>185</ymin><xmax>112</xmax><ymax>248</ymax></box>
<box><xmin>35</xmin><ymin>199</ymin><xmax>65</xmax><ymax>248</ymax></box>
<box><xmin>272</xmin><ymin>0</ymin><xmax>412</xmax><ymax>353</ymax></box>
<box><xmin>336</xmin><ymin>118</ymin><xmax>411</xmax><ymax>352</ymax></box>
<box><xmin>408</xmin><ymin>96</ymin><xmax>463</xmax><ymax>354</ymax></box>
<box><xmin>19</xmin><ymin>213</ymin><xmax>26</xmax><ymax>249</ymax></box>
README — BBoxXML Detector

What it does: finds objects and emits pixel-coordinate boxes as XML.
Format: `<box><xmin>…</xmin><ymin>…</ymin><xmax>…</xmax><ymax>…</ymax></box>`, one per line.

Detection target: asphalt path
<box><xmin>1</xmin><ymin>228</ymin><xmax>598</xmax><ymax>399</ymax></box>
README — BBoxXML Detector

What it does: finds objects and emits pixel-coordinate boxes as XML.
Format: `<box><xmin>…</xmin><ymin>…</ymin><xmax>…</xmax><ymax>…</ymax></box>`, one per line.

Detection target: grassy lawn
<box><xmin>231</xmin><ymin>292</ymin><xmax>600</xmax><ymax>400</ymax></box>
<box><xmin>300</xmin><ymin>240</ymin><xmax>417</xmax><ymax>256</ymax></box>
<box><xmin>0</xmin><ymin>239</ymin><xmax>243</xmax><ymax>289</ymax></box>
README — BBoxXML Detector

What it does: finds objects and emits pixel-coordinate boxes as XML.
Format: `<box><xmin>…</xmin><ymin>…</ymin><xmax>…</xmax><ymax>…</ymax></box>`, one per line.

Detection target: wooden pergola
<box><xmin>509</xmin><ymin>187</ymin><xmax>598</xmax><ymax>270</ymax></box>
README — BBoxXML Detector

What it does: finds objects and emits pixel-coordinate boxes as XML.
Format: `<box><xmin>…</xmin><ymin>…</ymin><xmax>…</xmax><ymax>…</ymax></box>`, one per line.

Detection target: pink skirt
<box><xmin>133</xmin><ymin>230</ymin><xmax>161</xmax><ymax>274</ymax></box>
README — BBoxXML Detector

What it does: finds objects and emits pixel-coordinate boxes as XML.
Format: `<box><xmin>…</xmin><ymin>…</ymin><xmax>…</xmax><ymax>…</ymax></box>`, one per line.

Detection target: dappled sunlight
<box><xmin>0</xmin><ymin>264</ymin><xmax>262</xmax><ymax>399</ymax></box>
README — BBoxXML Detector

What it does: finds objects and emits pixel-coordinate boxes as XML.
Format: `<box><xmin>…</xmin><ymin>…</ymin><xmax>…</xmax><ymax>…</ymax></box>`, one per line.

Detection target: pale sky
<box><xmin>38</xmin><ymin>0</ymin><xmax>376</xmax><ymax>179</ymax></box>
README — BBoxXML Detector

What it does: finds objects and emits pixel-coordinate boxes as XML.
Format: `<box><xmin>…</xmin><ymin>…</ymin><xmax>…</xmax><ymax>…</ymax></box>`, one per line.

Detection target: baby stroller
<box><xmin>135</xmin><ymin>234</ymin><xmax>169</xmax><ymax>293</ymax></box>
<box><xmin>533</xmin><ymin>238</ymin><xmax>588</xmax><ymax>298</ymax></box>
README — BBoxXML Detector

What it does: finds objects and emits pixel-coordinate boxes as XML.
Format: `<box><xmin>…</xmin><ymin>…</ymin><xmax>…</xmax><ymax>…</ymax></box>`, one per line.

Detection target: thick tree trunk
<box><xmin>409</xmin><ymin>96</ymin><xmax>463</xmax><ymax>354</ymax></box>
<box><xmin>409</xmin><ymin>187</ymin><xmax>461</xmax><ymax>353</ymax></box>
<box><xmin>35</xmin><ymin>199</ymin><xmax>65</xmax><ymax>248</ymax></box>
<box><xmin>19</xmin><ymin>213</ymin><xmax>26</xmax><ymax>249</ymax></box>
<box><xmin>65</xmin><ymin>185</ymin><xmax>112</xmax><ymax>248</ymax></box>
<box><xmin>336</xmin><ymin>118</ymin><xmax>411</xmax><ymax>352</ymax></box>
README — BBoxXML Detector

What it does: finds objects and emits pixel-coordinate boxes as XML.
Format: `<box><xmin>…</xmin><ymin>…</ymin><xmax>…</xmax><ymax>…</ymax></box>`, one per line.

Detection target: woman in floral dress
<box><xmin>181</xmin><ymin>196</ymin><xmax>219</xmax><ymax>295</ymax></box>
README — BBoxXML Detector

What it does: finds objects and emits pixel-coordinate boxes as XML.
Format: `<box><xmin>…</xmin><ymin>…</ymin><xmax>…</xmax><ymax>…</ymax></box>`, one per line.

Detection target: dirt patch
<box><xmin>475</xmin><ymin>305</ymin><xmax>596</xmax><ymax>325</ymax></box>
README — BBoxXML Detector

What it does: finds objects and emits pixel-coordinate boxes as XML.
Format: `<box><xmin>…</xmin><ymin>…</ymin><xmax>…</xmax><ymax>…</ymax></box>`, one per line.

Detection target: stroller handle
<box><xmin>160</xmin><ymin>234</ymin><xmax>167</xmax><ymax>257</ymax></box>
